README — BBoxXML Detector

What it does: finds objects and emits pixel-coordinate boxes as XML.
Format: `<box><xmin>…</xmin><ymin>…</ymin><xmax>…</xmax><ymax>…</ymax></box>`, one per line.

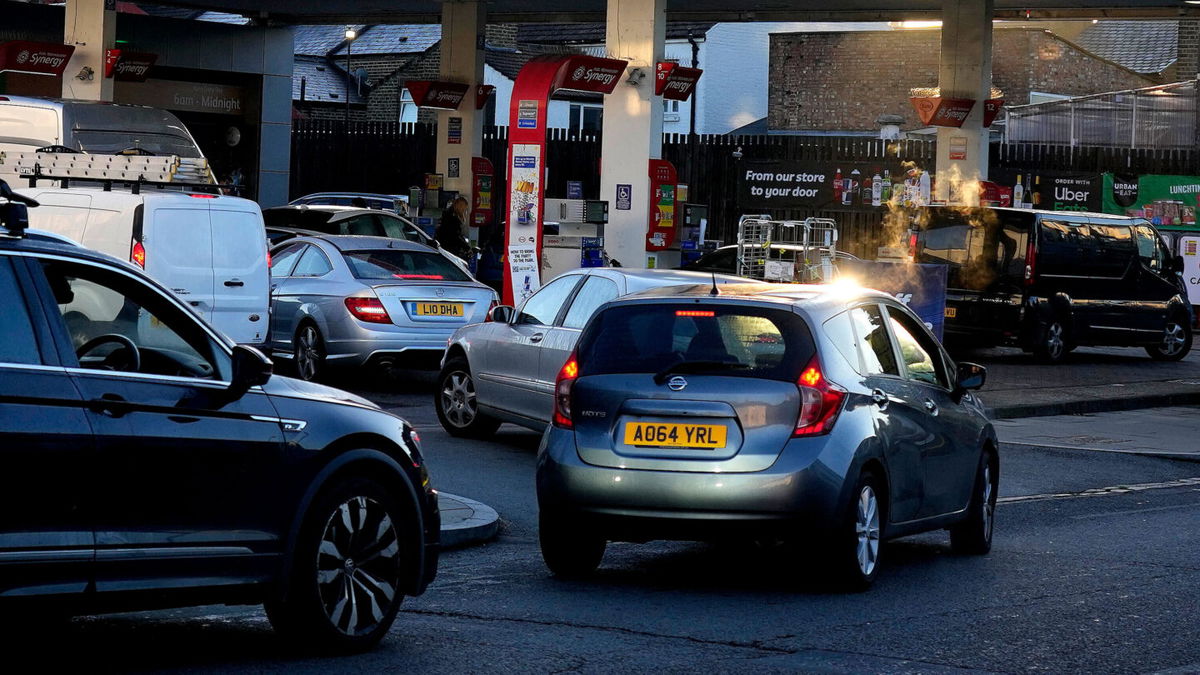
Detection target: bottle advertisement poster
<box><xmin>508</xmin><ymin>143</ymin><xmax>541</xmax><ymax>231</ymax></box>
<box><xmin>506</xmin><ymin>242</ymin><xmax>541</xmax><ymax>304</ymax></box>
<box><xmin>738</xmin><ymin>160</ymin><xmax>926</xmax><ymax>210</ymax></box>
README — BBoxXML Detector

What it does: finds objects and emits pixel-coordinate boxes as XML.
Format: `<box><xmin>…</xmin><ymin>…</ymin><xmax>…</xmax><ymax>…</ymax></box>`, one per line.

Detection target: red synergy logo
<box><xmin>1</xmin><ymin>41</ymin><xmax>75</xmax><ymax>75</ymax></box>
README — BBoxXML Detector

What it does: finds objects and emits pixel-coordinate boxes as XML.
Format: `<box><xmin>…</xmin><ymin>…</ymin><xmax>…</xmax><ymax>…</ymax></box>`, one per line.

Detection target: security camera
<box><xmin>76</xmin><ymin>66</ymin><xmax>94</xmax><ymax>81</ymax></box>
<box><xmin>626</xmin><ymin>68</ymin><xmax>647</xmax><ymax>86</ymax></box>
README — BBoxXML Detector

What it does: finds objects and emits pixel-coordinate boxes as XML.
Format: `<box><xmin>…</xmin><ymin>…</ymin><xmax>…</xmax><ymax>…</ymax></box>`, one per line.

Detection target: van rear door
<box><xmin>210</xmin><ymin>203</ymin><xmax>270</xmax><ymax>345</ymax></box>
<box><xmin>143</xmin><ymin>197</ymin><xmax>215</xmax><ymax>324</ymax></box>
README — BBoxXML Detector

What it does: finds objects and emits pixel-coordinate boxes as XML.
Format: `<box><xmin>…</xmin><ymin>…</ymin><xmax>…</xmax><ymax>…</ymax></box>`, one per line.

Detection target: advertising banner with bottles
<box><xmin>737</xmin><ymin>160</ymin><xmax>927</xmax><ymax>210</ymax></box>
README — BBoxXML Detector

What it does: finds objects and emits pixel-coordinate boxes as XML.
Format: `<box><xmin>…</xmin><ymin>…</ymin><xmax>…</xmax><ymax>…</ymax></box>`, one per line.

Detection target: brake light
<box><xmin>676</xmin><ymin>310</ymin><xmax>715</xmax><ymax>317</ymax></box>
<box><xmin>484</xmin><ymin>298</ymin><xmax>498</xmax><ymax>321</ymax></box>
<box><xmin>189</xmin><ymin>193</ymin><xmax>218</xmax><ymax>199</ymax></box>
<box><xmin>1024</xmin><ymin>239</ymin><xmax>1036</xmax><ymax>285</ymax></box>
<box><xmin>794</xmin><ymin>355</ymin><xmax>846</xmax><ymax>437</ymax></box>
<box><xmin>130</xmin><ymin>240</ymin><xmax>146</xmax><ymax>268</ymax></box>
<box><xmin>908</xmin><ymin>231</ymin><xmax>918</xmax><ymax>261</ymax></box>
<box><xmin>345</xmin><ymin>297</ymin><xmax>392</xmax><ymax>324</ymax></box>
<box><xmin>553</xmin><ymin>352</ymin><xmax>578</xmax><ymax>429</ymax></box>
<box><xmin>392</xmin><ymin>273</ymin><xmax>445</xmax><ymax>280</ymax></box>
<box><xmin>266</xmin><ymin>247</ymin><xmax>272</xmax><ymax>268</ymax></box>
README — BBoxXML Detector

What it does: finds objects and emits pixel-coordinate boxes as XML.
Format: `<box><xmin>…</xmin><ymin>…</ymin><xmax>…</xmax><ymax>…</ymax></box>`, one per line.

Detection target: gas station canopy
<box><xmin>144</xmin><ymin>0</ymin><xmax>1200</xmax><ymax>24</ymax></box>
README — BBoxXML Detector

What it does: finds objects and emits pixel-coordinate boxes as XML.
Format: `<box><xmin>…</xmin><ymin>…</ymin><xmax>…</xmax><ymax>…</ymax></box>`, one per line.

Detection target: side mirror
<box><xmin>955</xmin><ymin>361</ymin><xmax>986</xmax><ymax>393</ymax></box>
<box><xmin>230</xmin><ymin>344</ymin><xmax>273</xmax><ymax>393</ymax></box>
<box><xmin>1173</xmin><ymin>255</ymin><xmax>1185</xmax><ymax>274</ymax></box>
<box><xmin>488</xmin><ymin>304</ymin><xmax>515</xmax><ymax>323</ymax></box>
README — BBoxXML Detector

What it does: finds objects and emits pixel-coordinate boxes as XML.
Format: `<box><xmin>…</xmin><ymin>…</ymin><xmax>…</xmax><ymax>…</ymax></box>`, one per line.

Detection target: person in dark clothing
<box><xmin>436</xmin><ymin>196</ymin><xmax>473</xmax><ymax>262</ymax></box>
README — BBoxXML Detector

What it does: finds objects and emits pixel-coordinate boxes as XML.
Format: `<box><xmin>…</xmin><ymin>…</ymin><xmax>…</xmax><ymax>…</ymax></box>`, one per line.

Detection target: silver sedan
<box><xmin>436</xmin><ymin>268</ymin><xmax>758</xmax><ymax>436</ymax></box>
<box><xmin>268</xmin><ymin>235</ymin><xmax>498</xmax><ymax>380</ymax></box>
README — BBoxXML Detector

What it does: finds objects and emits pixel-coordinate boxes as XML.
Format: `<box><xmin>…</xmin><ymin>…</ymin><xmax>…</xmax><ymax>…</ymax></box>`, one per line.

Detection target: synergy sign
<box><xmin>406</xmin><ymin>80</ymin><xmax>470</xmax><ymax>110</ymax></box>
<box><xmin>0</xmin><ymin>41</ymin><xmax>75</xmax><ymax>76</ymax></box>
<box><xmin>654</xmin><ymin>62</ymin><xmax>703</xmax><ymax>101</ymax></box>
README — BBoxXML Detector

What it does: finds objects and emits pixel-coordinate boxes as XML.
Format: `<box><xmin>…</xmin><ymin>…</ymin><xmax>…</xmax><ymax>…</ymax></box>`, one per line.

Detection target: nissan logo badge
<box><xmin>667</xmin><ymin>376</ymin><xmax>687</xmax><ymax>391</ymax></box>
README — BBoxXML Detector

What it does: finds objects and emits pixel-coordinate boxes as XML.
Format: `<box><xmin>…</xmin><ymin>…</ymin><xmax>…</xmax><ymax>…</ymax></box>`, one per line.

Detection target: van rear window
<box><xmin>915</xmin><ymin>209</ymin><xmax>1031</xmax><ymax>291</ymax></box>
<box><xmin>576</xmin><ymin>304</ymin><xmax>815</xmax><ymax>382</ymax></box>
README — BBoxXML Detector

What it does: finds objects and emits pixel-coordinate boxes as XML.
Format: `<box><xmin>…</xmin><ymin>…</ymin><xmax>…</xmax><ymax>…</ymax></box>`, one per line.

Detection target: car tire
<box><xmin>1145</xmin><ymin>316</ymin><xmax>1192</xmax><ymax>361</ymax></box>
<box><xmin>830</xmin><ymin>470</ymin><xmax>884</xmax><ymax>591</ymax></box>
<box><xmin>950</xmin><ymin>448</ymin><xmax>998</xmax><ymax>555</ymax></box>
<box><xmin>1033</xmin><ymin>316</ymin><xmax>1070</xmax><ymax>364</ymax></box>
<box><xmin>435</xmin><ymin>357</ymin><xmax>501</xmax><ymax>438</ymax></box>
<box><xmin>266</xmin><ymin>476</ymin><xmax>410</xmax><ymax>653</ymax></box>
<box><xmin>539</xmin><ymin>510</ymin><xmax>605</xmax><ymax>579</ymax></box>
<box><xmin>294</xmin><ymin>323</ymin><xmax>326</xmax><ymax>382</ymax></box>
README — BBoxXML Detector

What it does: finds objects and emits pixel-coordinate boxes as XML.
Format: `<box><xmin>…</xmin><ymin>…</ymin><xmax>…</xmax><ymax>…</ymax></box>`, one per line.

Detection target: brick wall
<box><xmin>1178</xmin><ymin>20</ymin><xmax>1200</xmax><ymax>81</ymax></box>
<box><xmin>769</xmin><ymin>28</ymin><xmax>1154</xmax><ymax>133</ymax></box>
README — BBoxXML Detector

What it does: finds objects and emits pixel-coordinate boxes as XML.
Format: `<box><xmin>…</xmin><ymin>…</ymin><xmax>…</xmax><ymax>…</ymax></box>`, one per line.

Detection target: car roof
<box><xmin>576</xmin><ymin>267</ymin><xmax>758</xmax><ymax>290</ymax></box>
<box><xmin>925</xmin><ymin>205</ymin><xmax>1146</xmax><ymax>222</ymax></box>
<box><xmin>293</xmin><ymin>192</ymin><xmax>406</xmax><ymax>200</ymax></box>
<box><xmin>265</xmin><ymin>205</ymin><xmax>369</xmax><ymax>215</ymax></box>
<box><xmin>282</xmin><ymin>234</ymin><xmax>436</xmax><ymax>253</ymax></box>
<box><xmin>615</xmin><ymin>281</ymin><xmax>895</xmax><ymax>321</ymax></box>
<box><xmin>1</xmin><ymin>226</ymin><xmax>136</xmax><ymax>268</ymax></box>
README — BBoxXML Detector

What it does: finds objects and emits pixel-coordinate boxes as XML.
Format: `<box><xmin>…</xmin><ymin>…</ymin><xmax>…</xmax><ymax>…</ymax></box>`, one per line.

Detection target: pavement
<box><xmin>438</xmin><ymin>492</ymin><xmax>500</xmax><ymax>549</ymax></box>
<box><xmin>995</xmin><ymin>405</ymin><xmax>1200</xmax><ymax>461</ymax></box>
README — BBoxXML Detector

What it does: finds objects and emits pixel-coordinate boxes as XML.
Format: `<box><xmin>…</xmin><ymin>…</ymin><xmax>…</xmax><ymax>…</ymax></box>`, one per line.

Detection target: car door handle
<box><xmin>924</xmin><ymin>399</ymin><xmax>939</xmax><ymax>416</ymax></box>
<box><xmin>224</xmin><ymin>279</ymin><xmax>245</xmax><ymax>287</ymax></box>
<box><xmin>530</xmin><ymin>333</ymin><xmax>544</xmax><ymax>343</ymax></box>
<box><xmin>871</xmin><ymin>389</ymin><xmax>890</xmax><ymax>408</ymax></box>
<box><xmin>89</xmin><ymin>393</ymin><xmax>131</xmax><ymax>418</ymax></box>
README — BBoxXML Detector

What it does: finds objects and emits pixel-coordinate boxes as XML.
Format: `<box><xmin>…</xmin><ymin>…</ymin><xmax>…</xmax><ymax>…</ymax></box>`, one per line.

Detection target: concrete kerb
<box><xmin>987</xmin><ymin>390</ymin><xmax>1200</xmax><ymax>419</ymax></box>
<box><xmin>438</xmin><ymin>492</ymin><xmax>500</xmax><ymax>549</ymax></box>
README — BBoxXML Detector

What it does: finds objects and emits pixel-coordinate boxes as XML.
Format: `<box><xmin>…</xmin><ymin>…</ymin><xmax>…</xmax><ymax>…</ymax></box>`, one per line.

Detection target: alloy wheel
<box><xmin>316</xmin><ymin>496</ymin><xmax>402</xmax><ymax>637</ymax></box>
<box><xmin>440</xmin><ymin>371</ymin><xmax>477</xmax><ymax>428</ymax></box>
<box><xmin>855</xmin><ymin>485</ymin><xmax>881</xmax><ymax>577</ymax></box>
<box><xmin>296</xmin><ymin>326</ymin><xmax>321</xmax><ymax>380</ymax></box>
<box><xmin>1045</xmin><ymin>322</ymin><xmax>1065</xmax><ymax>361</ymax></box>
<box><xmin>1161</xmin><ymin>322</ymin><xmax>1186</xmax><ymax>357</ymax></box>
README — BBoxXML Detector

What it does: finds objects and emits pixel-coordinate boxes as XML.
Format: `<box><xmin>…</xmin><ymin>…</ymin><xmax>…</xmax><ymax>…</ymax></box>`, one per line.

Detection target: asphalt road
<box><xmin>23</xmin><ymin>373</ymin><xmax>1200</xmax><ymax>674</ymax></box>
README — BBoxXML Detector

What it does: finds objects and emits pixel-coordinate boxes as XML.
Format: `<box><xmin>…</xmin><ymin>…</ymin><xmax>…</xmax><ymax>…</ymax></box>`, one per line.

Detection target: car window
<box><xmin>517</xmin><ymin>275</ymin><xmax>581</xmax><ymax>326</ymax></box>
<box><xmin>1135</xmin><ymin>224</ymin><xmax>1166</xmax><ymax>273</ymax></box>
<box><xmin>270</xmin><ymin>243</ymin><xmax>305</xmax><ymax>277</ymax></box>
<box><xmin>822</xmin><ymin>310</ymin><xmax>863</xmax><ymax>373</ymax></box>
<box><xmin>376</xmin><ymin>214</ymin><xmax>425</xmax><ymax>242</ymax></box>
<box><xmin>38</xmin><ymin>260</ymin><xmax>229</xmax><ymax>380</ymax></box>
<box><xmin>342</xmin><ymin>249</ymin><xmax>471</xmax><ymax>282</ymax></box>
<box><xmin>576</xmin><ymin>304</ymin><xmax>815</xmax><ymax>382</ymax></box>
<box><xmin>562</xmin><ymin>276</ymin><xmax>620</xmax><ymax>329</ymax></box>
<box><xmin>339</xmin><ymin>215</ymin><xmax>384</xmax><ymax>237</ymax></box>
<box><xmin>0</xmin><ymin>257</ymin><xmax>43</xmax><ymax>365</ymax></box>
<box><xmin>292</xmin><ymin>246</ymin><xmax>333</xmax><ymax>277</ymax></box>
<box><xmin>699</xmin><ymin>248</ymin><xmax>736</xmax><ymax>271</ymax></box>
<box><xmin>885</xmin><ymin>306</ymin><xmax>949</xmax><ymax>388</ymax></box>
<box><xmin>848</xmin><ymin>304</ymin><xmax>900</xmax><ymax>376</ymax></box>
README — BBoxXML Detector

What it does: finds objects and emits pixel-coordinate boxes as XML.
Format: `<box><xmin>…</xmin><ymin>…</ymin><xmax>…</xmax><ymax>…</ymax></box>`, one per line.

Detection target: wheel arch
<box><xmin>277</xmin><ymin>441</ymin><xmax>432</xmax><ymax>602</ymax></box>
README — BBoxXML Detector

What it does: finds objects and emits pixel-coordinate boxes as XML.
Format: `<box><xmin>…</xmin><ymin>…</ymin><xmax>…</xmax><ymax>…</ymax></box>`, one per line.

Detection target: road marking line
<box><xmin>1003</xmin><ymin>440</ymin><xmax>1200</xmax><ymax>458</ymax></box>
<box><xmin>999</xmin><ymin>477</ymin><xmax>1200</xmax><ymax>505</ymax></box>
<box><xmin>1071</xmin><ymin>502</ymin><xmax>1200</xmax><ymax>519</ymax></box>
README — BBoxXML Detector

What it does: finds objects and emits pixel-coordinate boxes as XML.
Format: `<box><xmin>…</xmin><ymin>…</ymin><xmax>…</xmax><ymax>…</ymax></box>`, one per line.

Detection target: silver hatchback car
<box><xmin>436</xmin><ymin>268</ymin><xmax>757</xmax><ymax>436</ymax></box>
<box><xmin>536</xmin><ymin>283</ymin><xmax>996</xmax><ymax>589</ymax></box>
<box><xmin>268</xmin><ymin>235</ymin><xmax>497</xmax><ymax>380</ymax></box>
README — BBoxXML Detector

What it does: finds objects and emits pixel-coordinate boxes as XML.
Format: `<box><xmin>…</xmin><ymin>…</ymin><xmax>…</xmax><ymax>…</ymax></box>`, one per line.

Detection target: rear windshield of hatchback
<box><xmin>576</xmin><ymin>303</ymin><xmax>815</xmax><ymax>381</ymax></box>
<box><xmin>343</xmin><ymin>249</ymin><xmax>471</xmax><ymax>282</ymax></box>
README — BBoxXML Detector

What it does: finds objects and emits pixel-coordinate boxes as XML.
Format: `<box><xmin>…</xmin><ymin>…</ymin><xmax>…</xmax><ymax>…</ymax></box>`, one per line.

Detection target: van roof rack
<box><xmin>0</xmin><ymin>150</ymin><xmax>234</xmax><ymax>195</ymax></box>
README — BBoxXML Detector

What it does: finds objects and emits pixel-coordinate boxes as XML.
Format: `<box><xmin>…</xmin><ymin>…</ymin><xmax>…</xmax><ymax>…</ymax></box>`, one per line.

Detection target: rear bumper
<box><xmin>323</xmin><ymin>326</ymin><xmax>455</xmax><ymax>369</ymax></box>
<box><xmin>536</xmin><ymin>428</ymin><xmax>848</xmax><ymax>541</ymax></box>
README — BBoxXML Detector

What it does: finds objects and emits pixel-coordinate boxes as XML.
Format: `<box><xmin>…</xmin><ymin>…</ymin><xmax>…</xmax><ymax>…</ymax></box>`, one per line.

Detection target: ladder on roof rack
<box><xmin>0</xmin><ymin>151</ymin><xmax>231</xmax><ymax>194</ymax></box>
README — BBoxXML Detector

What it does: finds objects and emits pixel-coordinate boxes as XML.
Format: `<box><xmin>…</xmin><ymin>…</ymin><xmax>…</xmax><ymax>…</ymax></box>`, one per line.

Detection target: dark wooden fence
<box><xmin>291</xmin><ymin>121</ymin><xmax>1197</xmax><ymax>253</ymax></box>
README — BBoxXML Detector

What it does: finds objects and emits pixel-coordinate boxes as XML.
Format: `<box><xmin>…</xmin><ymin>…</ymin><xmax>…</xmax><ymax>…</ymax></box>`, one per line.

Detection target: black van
<box><xmin>914</xmin><ymin>207</ymin><xmax>1192</xmax><ymax>363</ymax></box>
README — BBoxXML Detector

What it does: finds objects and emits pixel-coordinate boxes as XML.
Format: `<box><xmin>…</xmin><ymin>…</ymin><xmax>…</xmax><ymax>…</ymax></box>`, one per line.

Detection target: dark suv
<box><xmin>0</xmin><ymin>183</ymin><xmax>438</xmax><ymax>651</ymax></box>
<box><xmin>915</xmin><ymin>207</ymin><xmax>1192</xmax><ymax>363</ymax></box>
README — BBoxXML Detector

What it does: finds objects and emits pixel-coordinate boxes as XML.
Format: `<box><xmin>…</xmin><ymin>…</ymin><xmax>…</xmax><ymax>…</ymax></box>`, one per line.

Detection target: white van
<box><xmin>18</xmin><ymin>185</ymin><xmax>270</xmax><ymax>345</ymax></box>
<box><xmin>0</xmin><ymin>96</ymin><xmax>208</xmax><ymax>185</ymax></box>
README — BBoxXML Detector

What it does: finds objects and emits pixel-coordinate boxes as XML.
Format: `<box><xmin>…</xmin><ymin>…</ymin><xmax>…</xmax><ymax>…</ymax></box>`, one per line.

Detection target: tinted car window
<box><xmin>848</xmin><ymin>304</ymin><xmax>900</xmax><ymax>376</ymax></box>
<box><xmin>693</xmin><ymin>248</ymin><xmax>736</xmax><ymax>271</ymax></box>
<box><xmin>577</xmin><ymin>304</ymin><xmax>815</xmax><ymax>382</ymax></box>
<box><xmin>292</xmin><ymin>246</ymin><xmax>333</xmax><ymax>277</ymax></box>
<box><xmin>562</xmin><ymin>276</ymin><xmax>620</xmax><ymax>329</ymax></box>
<box><xmin>1090</xmin><ymin>221</ymin><xmax>1135</xmax><ymax>277</ymax></box>
<box><xmin>885</xmin><ymin>307</ymin><xmax>948</xmax><ymax>388</ymax></box>
<box><xmin>343</xmin><ymin>249</ymin><xmax>471</xmax><ymax>282</ymax></box>
<box><xmin>517</xmin><ymin>275</ymin><xmax>580</xmax><ymax>326</ymax></box>
<box><xmin>0</xmin><ymin>257</ymin><xmax>42</xmax><ymax>365</ymax></box>
<box><xmin>916</xmin><ymin>209</ymin><xmax>1030</xmax><ymax>290</ymax></box>
<box><xmin>263</xmin><ymin>209</ymin><xmax>336</xmax><ymax>233</ymax></box>
<box><xmin>340</xmin><ymin>215</ymin><xmax>384</xmax><ymax>237</ymax></box>
<box><xmin>823</xmin><ymin>310</ymin><xmax>863</xmax><ymax>373</ymax></box>
<box><xmin>376</xmin><ymin>214</ymin><xmax>427</xmax><ymax>243</ymax></box>
<box><xmin>270</xmin><ymin>243</ymin><xmax>305</xmax><ymax>277</ymax></box>
<box><xmin>39</xmin><ymin>260</ymin><xmax>228</xmax><ymax>380</ymax></box>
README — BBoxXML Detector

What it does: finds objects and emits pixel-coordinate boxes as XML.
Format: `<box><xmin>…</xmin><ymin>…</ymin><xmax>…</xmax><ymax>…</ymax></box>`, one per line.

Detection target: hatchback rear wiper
<box><xmin>654</xmin><ymin>359</ymin><xmax>749</xmax><ymax>384</ymax></box>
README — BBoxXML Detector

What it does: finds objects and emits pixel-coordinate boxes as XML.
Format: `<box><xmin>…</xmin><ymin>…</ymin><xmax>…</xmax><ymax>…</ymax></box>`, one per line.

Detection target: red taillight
<box><xmin>794</xmin><ymin>356</ymin><xmax>846</xmax><ymax>437</ymax></box>
<box><xmin>676</xmin><ymin>309</ymin><xmax>715</xmax><ymax>317</ymax></box>
<box><xmin>130</xmin><ymin>240</ymin><xmax>146</xmax><ymax>268</ymax></box>
<box><xmin>1024</xmin><ymin>239</ymin><xmax>1036</xmax><ymax>285</ymax></box>
<box><xmin>345</xmin><ymin>297</ymin><xmax>392</xmax><ymax>324</ymax></box>
<box><xmin>266</xmin><ymin>247</ymin><xmax>273</xmax><ymax>268</ymax></box>
<box><xmin>484</xmin><ymin>298</ymin><xmax>498</xmax><ymax>321</ymax></box>
<box><xmin>908</xmin><ymin>232</ymin><xmax>918</xmax><ymax>260</ymax></box>
<box><xmin>553</xmin><ymin>352</ymin><xmax>578</xmax><ymax>429</ymax></box>
<box><xmin>189</xmin><ymin>193</ymin><xmax>218</xmax><ymax>199</ymax></box>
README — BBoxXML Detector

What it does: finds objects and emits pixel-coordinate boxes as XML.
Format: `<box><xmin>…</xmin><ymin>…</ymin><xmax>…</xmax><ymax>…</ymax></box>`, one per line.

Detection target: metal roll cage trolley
<box><xmin>735</xmin><ymin>215</ymin><xmax>840</xmax><ymax>283</ymax></box>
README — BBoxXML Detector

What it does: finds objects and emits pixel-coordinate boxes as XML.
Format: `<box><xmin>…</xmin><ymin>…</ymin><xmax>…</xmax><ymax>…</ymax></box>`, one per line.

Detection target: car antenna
<box><xmin>709</xmin><ymin>272</ymin><xmax>720</xmax><ymax>296</ymax></box>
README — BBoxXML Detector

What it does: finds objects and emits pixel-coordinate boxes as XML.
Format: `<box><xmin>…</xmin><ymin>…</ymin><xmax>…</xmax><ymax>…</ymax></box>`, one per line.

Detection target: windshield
<box><xmin>915</xmin><ymin>208</ymin><xmax>1031</xmax><ymax>290</ymax></box>
<box><xmin>74</xmin><ymin>130</ymin><xmax>203</xmax><ymax>158</ymax></box>
<box><xmin>343</xmin><ymin>249</ymin><xmax>471</xmax><ymax>282</ymax></box>
<box><xmin>576</xmin><ymin>304</ymin><xmax>815</xmax><ymax>382</ymax></box>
